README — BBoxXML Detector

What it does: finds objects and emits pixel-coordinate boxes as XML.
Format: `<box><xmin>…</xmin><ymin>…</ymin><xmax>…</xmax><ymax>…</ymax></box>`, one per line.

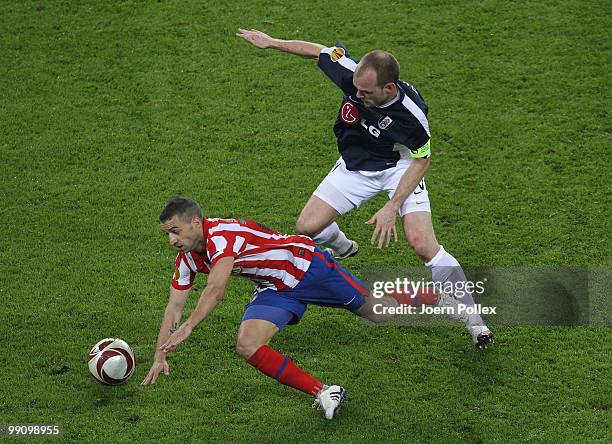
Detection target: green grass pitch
<box><xmin>1</xmin><ymin>0</ymin><xmax>610</xmax><ymax>442</ymax></box>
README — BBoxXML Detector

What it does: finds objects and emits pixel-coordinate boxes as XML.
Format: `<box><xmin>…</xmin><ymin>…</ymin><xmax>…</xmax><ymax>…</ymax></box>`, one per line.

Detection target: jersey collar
<box><xmin>201</xmin><ymin>217</ymin><xmax>210</xmax><ymax>250</ymax></box>
<box><xmin>376</xmin><ymin>88</ymin><xmax>402</xmax><ymax>109</ymax></box>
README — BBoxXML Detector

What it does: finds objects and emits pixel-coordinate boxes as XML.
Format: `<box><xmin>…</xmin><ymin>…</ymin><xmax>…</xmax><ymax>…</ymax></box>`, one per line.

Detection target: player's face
<box><xmin>160</xmin><ymin>215</ymin><xmax>204</xmax><ymax>253</ymax></box>
<box><xmin>353</xmin><ymin>68</ymin><xmax>396</xmax><ymax>108</ymax></box>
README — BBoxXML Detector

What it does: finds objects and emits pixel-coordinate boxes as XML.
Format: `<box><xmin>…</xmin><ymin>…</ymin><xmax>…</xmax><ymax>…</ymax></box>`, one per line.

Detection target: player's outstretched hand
<box><xmin>141</xmin><ymin>359</ymin><xmax>169</xmax><ymax>385</ymax></box>
<box><xmin>236</xmin><ymin>28</ymin><xmax>275</xmax><ymax>49</ymax></box>
<box><xmin>366</xmin><ymin>204</ymin><xmax>398</xmax><ymax>249</ymax></box>
<box><xmin>160</xmin><ymin>323</ymin><xmax>193</xmax><ymax>353</ymax></box>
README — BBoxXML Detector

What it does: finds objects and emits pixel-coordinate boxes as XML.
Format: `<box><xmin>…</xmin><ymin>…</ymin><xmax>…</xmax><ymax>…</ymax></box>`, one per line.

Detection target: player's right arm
<box><xmin>236</xmin><ymin>28</ymin><xmax>324</xmax><ymax>59</ymax></box>
<box><xmin>237</xmin><ymin>29</ymin><xmax>357</xmax><ymax>95</ymax></box>
<box><xmin>141</xmin><ymin>287</ymin><xmax>189</xmax><ymax>385</ymax></box>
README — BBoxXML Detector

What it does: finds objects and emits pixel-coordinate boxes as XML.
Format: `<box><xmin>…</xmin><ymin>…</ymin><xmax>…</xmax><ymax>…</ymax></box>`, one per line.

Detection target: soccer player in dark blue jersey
<box><xmin>237</xmin><ymin>29</ymin><xmax>493</xmax><ymax>349</ymax></box>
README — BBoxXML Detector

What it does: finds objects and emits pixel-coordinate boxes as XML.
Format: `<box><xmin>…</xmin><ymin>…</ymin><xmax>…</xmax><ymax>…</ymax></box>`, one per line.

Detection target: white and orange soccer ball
<box><xmin>88</xmin><ymin>338</ymin><xmax>135</xmax><ymax>385</ymax></box>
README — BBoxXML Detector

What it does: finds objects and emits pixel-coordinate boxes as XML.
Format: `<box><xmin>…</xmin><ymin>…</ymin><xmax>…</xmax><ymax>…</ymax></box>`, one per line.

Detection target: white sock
<box><xmin>425</xmin><ymin>245</ymin><xmax>457</xmax><ymax>268</ymax></box>
<box><xmin>426</xmin><ymin>246</ymin><xmax>486</xmax><ymax>329</ymax></box>
<box><xmin>312</xmin><ymin>222</ymin><xmax>352</xmax><ymax>254</ymax></box>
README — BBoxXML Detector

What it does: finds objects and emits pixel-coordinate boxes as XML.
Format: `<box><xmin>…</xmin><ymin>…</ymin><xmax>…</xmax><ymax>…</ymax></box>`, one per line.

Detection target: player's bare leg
<box><xmin>356</xmin><ymin>293</ymin><xmax>398</xmax><ymax>323</ymax></box>
<box><xmin>296</xmin><ymin>195</ymin><xmax>358</xmax><ymax>260</ymax></box>
<box><xmin>401</xmin><ymin>211</ymin><xmax>440</xmax><ymax>262</ymax></box>
<box><xmin>236</xmin><ymin>319</ymin><xmax>279</xmax><ymax>360</ymax></box>
<box><xmin>355</xmin><ymin>285</ymin><xmax>463</xmax><ymax>327</ymax></box>
<box><xmin>402</xmin><ymin>211</ymin><xmax>493</xmax><ymax>349</ymax></box>
<box><xmin>237</xmin><ymin>318</ymin><xmax>345</xmax><ymax>418</ymax></box>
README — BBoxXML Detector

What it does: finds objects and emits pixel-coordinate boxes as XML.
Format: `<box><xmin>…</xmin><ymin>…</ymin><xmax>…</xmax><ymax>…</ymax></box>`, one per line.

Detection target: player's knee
<box><xmin>235</xmin><ymin>339</ymin><xmax>261</xmax><ymax>360</ymax></box>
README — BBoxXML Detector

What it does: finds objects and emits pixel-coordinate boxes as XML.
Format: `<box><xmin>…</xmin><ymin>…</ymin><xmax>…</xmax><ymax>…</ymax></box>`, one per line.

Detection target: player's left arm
<box><xmin>159</xmin><ymin>256</ymin><xmax>235</xmax><ymax>352</ymax></box>
<box><xmin>366</xmin><ymin>149</ymin><xmax>430</xmax><ymax>249</ymax></box>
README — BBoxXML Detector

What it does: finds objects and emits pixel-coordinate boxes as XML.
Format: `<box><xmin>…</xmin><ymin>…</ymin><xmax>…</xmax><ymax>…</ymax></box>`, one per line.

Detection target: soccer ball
<box><xmin>88</xmin><ymin>338</ymin><xmax>135</xmax><ymax>385</ymax></box>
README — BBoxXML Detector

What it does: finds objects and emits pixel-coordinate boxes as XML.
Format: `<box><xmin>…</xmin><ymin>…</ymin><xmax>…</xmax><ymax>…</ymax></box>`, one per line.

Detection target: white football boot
<box><xmin>437</xmin><ymin>291</ymin><xmax>494</xmax><ymax>350</ymax></box>
<box><xmin>325</xmin><ymin>240</ymin><xmax>359</xmax><ymax>261</ymax></box>
<box><xmin>472</xmin><ymin>327</ymin><xmax>494</xmax><ymax>350</ymax></box>
<box><xmin>313</xmin><ymin>385</ymin><xmax>346</xmax><ymax>420</ymax></box>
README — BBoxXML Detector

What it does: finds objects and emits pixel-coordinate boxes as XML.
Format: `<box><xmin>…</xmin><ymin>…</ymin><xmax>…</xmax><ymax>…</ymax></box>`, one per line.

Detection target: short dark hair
<box><xmin>356</xmin><ymin>50</ymin><xmax>400</xmax><ymax>87</ymax></box>
<box><xmin>160</xmin><ymin>197</ymin><xmax>202</xmax><ymax>223</ymax></box>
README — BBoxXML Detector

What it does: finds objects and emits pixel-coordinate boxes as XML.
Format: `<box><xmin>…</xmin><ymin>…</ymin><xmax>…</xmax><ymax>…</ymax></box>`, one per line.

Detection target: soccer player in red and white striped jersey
<box><xmin>171</xmin><ymin>216</ymin><xmax>316</xmax><ymax>293</ymax></box>
<box><xmin>141</xmin><ymin>197</ymin><xmax>413</xmax><ymax>419</ymax></box>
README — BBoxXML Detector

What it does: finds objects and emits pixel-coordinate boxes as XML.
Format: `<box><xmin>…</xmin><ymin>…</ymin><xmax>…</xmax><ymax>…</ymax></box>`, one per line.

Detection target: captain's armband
<box><xmin>410</xmin><ymin>140</ymin><xmax>431</xmax><ymax>159</ymax></box>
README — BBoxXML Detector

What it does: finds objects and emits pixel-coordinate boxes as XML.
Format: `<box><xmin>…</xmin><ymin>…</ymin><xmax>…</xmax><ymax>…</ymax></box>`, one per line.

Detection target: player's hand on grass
<box><xmin>236</xmin><ymin>28</ymin><xmax>275</xmax><ymax>49</ymax></box>
<box><xmin>366</xmin><ymin>203</ymin><xmax>398</xmax><ymax>249</ymax></box>
<box><xmin>160</xmin><ymin>323</ymin><xmax>193</xmax><ymax>353</ymax></box>
<box><xmin>141</xmin><ymin>359</ymin><xmax>169</xmax><ymax>385</ymax></box>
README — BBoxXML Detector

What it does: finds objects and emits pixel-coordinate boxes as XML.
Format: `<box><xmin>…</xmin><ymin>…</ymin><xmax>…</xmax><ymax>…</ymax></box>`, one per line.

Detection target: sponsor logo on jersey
<box><xmin>341</xmin><ymin>102</ymin><xmax>359</xmax><ymax>124</ymax></box>
<box><xmin>360</xmin><ymin>118</ymin><xmax>381</xmax><ymax>137</ymax></box>
<box><xmin>330</xmin><ymin>47</ymin><xmax>345</xmax><ymax>62</ymax></box>
<box><xmin>378</xmin><ymin>115</ymin><xmax>393</xmax><ymax>129</ymax></box>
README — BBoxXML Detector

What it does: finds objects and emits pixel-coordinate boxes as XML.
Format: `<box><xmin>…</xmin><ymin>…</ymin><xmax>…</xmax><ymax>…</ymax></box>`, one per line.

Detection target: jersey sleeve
<box><xmin>207</xmin><ymin>233</ymin><xmax>240</xmax><ymax>267</ymax></box>
<box><xmin>388</xmin><ymin>88</ymin><xmax>432</xmax><ymax>158</ymax></box>
<box><xmin>389</xmin><ymin>118</ymin><xmax>431</xmax><ymax>158</ymax></box>
<box><xmin>171</xmin><ymin>252</ymin><xmax>196</xmax><ymax>290</ymax></box>
<box><xmin>317</xmin><ymin>44</ymin><xmax>359</xmax><ymax>95</ymax></box>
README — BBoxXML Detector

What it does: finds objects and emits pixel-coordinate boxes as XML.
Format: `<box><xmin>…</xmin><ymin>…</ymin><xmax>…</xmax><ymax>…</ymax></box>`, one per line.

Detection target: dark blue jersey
<box><xmin>318</xmin><ymin>44</ymin><xmax>431</xmax><ymax>171</ymax></box>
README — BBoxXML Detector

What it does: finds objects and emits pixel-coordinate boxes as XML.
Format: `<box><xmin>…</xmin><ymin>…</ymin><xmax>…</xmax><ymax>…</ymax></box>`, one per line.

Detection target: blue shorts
<box><xmin>241</xmin><ymin>248</ymin><xmax>369</xmax><ymax>330</ymax></box>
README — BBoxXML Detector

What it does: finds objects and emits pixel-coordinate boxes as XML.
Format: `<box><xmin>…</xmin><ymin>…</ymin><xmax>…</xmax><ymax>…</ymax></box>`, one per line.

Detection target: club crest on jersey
<box><xmin>378</xmin><ymin>115</ymin><xmax>394</xmax><ymax>130</ymax></box>
<box><xmin>341</xmin><ymin>102</ymin><xmax>359</xmax><ymax>124</ymax></box>
<box><xmin>330</xmin><ymin>47</ymin><xmax>345</xmax><ymax>62</ymax></box>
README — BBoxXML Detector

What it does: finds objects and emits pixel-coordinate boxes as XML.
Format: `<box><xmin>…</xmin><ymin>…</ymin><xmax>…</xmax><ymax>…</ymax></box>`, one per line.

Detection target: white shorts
<box><xmin>313</xmin><ymin>157</ymin><xmax>431</xmax><ymax>216</ymax></box>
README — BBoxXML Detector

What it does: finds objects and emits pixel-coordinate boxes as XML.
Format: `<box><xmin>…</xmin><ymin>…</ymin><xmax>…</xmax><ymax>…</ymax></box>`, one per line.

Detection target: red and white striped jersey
<box><xmin>171</xmin><ymin>218</ymin><xmax>315</xmax><ymax>292</ymax></box>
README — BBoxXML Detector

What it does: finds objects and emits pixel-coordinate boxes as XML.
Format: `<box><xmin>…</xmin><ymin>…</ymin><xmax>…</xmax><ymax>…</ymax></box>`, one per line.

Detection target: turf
<box><xmin>0</xmin><ymin>0</ymin><xmax>610</xmax><ymax>442</ymax></box>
